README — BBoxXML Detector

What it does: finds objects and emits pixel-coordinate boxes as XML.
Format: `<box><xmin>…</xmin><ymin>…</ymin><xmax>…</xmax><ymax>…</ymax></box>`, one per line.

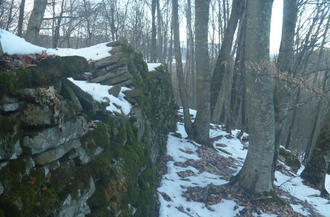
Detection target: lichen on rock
<box><xmin>0</xmin><ymin>39</ymin><xmax>176</xmax><ymax>217</ymax></box>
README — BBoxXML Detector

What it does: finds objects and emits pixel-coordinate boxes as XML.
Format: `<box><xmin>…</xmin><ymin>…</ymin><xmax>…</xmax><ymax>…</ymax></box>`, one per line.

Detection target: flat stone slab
<box><xmin>34</xmin><ymin>139</ymin><xmax>82</xmax><ymax>165</ymax></box>
<box><xmin>23</xmin><ymin>116</ymin><xmax>88</xmax><ymax>154</ymax></box>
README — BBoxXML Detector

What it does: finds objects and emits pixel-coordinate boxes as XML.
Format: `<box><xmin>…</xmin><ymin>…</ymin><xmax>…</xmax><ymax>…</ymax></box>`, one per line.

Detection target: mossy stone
<box><xmin>279</xmin><ymin>148</ymin><xmax>301</xmax><ymax>173</ymax></box>
<box><xmin>0</xmin><ymin>71</ymin><xmax>15</xmax><ymax>98</ymax></box>
<box><xmin>0</xmin><ymin>56</ymin><xmax>89</xmax><ymax>97</ymax></box>
<box><xmin>0</xmin><ymin>165</ymin><xmax>47</xmax><ymax>217</ymax></box>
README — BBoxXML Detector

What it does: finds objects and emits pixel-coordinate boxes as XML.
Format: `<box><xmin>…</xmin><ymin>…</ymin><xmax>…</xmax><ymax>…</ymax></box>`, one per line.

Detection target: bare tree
<box><xmin>25</xmin><ymin>0</ymin><xmax>47</xmax><ymax>44</ymax></box>
<box><xmin>151</xmin><ymin>0</ymin><xmax>157</xmax><ymax>62</ymax></box>
<box><xmin>17</xmin><ymin>0</ymin><xmax>25</xmax><ymax>37</ymax></box>
<box><xmin>272</xmin><ymin>0</ymin><xmax>298</xmax><ymax>183</ymax></box>
<box><xmin>172</xmin><ymin>0</ymin><xmax>193</xmax><ymax>132</ymax></box>
<box><xmin>229</xmin><ymin>0</ymin><xmax>276</xmax><ymax>196</ymax></box>
<box><xmin>210</xmin><ymin>0</ymin><xmax>244</xmax><ymax>129</ymax></box>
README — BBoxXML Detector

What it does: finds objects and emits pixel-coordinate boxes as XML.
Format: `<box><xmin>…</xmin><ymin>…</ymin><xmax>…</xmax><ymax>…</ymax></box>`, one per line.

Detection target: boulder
<box><xmin>61</xmin><ymin>83</ymin><xmax>83</xmax><ymax>111</ymax></box>
<box><xmin>93</xmin><ymin>56</ymin><xmax>121</xmax><ymax>69</ymax></box>
<box><xmin>124</xmin><ymin>89</ymin><xmax>141</xmax><ymax>98</ymax></box>
<box><xmin>61</xmin><ymin>78</ymin><xmax>96</xmax><ymax>111</ymax></box>
<box><xmin>99</xmin><ymin>66</ymin><xmax>132</xmax><ymax>86</ymax></box>
<box><xmin>23</xmin><ymin>116</ymin><xmax>88</xmax><ymax>154</ymax></box>
<box><xmin>0</xmin><ymin>94</ymin><xmax>19</xmax><ymax>104</ymax></box>
<box><xmin>90</xmin><ymin>65</ymin><xmax>132</xmax><ymax>86</ymax></box>
<box><xmin>20</xmin><ymin>104</ymin><xmax>53</xmax><ymax>126</ymax></box>
<box><xmin>108</xmin><ymin>84</ymin><xmax>121</xmax><ymax>97</ymax></box>
<box><xmin>20</xmin><ymin>97</ymin><xmax>77</xmax><ymax>126</ymax></box>
<box><xmin>0</xmin><ymin>101</ymin><xmax>26</xmax><ymax>113</ymax></box>
<box><xmin>33</xmin><ymin>139</ymin><xmax>82</xmax><ymax>165</ymax></box>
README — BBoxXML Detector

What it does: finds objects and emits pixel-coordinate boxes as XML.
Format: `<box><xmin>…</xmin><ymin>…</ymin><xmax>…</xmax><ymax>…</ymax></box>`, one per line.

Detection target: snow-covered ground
<box><xmin>1</xmin><ymin>28</ymin><xmax>330</xmax><ymax>217</ymax></box>
<box><xmin>158</xmin><ymin>108</ymin><xmax>330</xmax><ymax>217</ymax></box>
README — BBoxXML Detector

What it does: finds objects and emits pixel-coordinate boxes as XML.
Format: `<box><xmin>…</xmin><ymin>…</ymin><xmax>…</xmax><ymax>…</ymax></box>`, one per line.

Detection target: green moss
<box><xmin>0</xmin><ymin>209</ymin><xmax>5</xmax><ymax>217</ymax></box>
<box><xmin>0</xmin><ymin>166</ymin><xmax>47</xmax><ymax>217</ymax></box>
<box><xmin>261</xmin><ymin>190</ymin><xmax>286</xmax><ymax>206</ymax></box>
<box><xmin>16</xmin><ymin>68</ymin><xmax>43</xmax><ymax>88</ymax></box>
<box><xmin>84</xmin><ymin>111</ymin><xmax>156</xmax><ymax>216</ymax></box>
<box><xmin>37</xmin><ymin>56</ymin><xmax>89</xmax><ymax>80</ymax></box>
<box><xmin>47</xmin><ymin>161</ymin><xmax>75</xmax><ymax>201</ymax></box>
<box><xmin>1</xmin><ymin>56</ymin><xmax>88</xmax><ymax>97</ymax></box>
<box><xmin>0</xmin><ymin>115</ymin><xmax>18</xmax><ymax>135</ymax></box>
<box><xmin>0</xmin><ymin>71</ymin><xmax>15</xmax><ymax>98</ymax></box>
<box><xmin>6</xmin><ymin>158</ymin><xmax>27</xmax><ymax>175</ymax></box>
<box><xmin>279</xmin><ymin>148</ymin><xmax>301</xmax><ymax>173</ymax></box>
<box><xmin>34</xmin><ymin>187</ymin><xmax>60</xmax><ymax>216</ymax></box>
<box><xmin>90</xmin><ymin>122</ymin><xmax>110</xmax><ymax>149</ymax></box>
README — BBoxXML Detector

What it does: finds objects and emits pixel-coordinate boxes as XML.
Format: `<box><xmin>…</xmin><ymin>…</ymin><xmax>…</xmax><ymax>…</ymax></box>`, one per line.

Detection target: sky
<box><xmin>270</xmin><ymin>0</ymin><xmax>283</xmax><ymax>53</ymax></box>
<box><xmin>1</xmin><ymin>27</ymin><xmax>330</xmax><ymax>217</ymax></box>
<box><xmin>21</xmin><ymin>0</ymin><xmax>283</xmax><ymax>53</ymax></box>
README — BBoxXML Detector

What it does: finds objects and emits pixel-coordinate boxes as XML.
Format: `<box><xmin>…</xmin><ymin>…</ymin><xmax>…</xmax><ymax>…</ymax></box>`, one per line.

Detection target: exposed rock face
<box><xmin>0</xmin><ymin>39</ymin><xmax>176</xmax><ymax>217</ymax></box>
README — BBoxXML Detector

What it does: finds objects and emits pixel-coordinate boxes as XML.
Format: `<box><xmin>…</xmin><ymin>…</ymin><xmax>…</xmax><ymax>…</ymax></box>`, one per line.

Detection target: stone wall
<box><xmin>0</xmin><ymin>39</ymin><xmax>176</xmax><ymax>216</ymax></box>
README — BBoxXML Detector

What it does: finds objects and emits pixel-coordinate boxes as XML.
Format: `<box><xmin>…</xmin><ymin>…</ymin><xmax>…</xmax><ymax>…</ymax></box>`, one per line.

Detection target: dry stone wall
<box><xmin>0</xmin><ymin>39</ymin><xmax>176</xmax><ymax>217</ymax></box>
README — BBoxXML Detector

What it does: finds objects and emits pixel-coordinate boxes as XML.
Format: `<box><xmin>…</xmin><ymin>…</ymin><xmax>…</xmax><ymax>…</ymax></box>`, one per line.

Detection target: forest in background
<box><xmin>1</xmin><ymin>0</ymin><xmax>330</xmax><ymax>201</ymax></box>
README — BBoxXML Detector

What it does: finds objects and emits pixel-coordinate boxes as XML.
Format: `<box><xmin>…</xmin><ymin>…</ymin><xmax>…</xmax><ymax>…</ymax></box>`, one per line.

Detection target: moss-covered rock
<box><xmin>85</xmin><ymin>114</ymin><xmax>155</xmax><ymax>217</ymax></box>
<box><xmin>0</xmin><ymin>56</ymin><xmax>89</xmax><ymax>97</ymax></box>
<box><xmin>0</xmin><ymin>162</ymin><xmax>57</xmax><ymax>217</ymax></box>
<box><xmin>0</xmin><ymin>39</ymin><xmax>176</xmax><ymax>217</ymax></box>
<box><xmin>301</xmin><ymin>111</ymin><xmax>330</xmax><ymax>197</ymax></box>
<box><xmin>0</xmin><ymin>71</ymin><xmax>15</xmax><ymax>99</ymax></box>
<box><xmin>0</xmin><ymin>115</ymin><xmax>22</xmax><ymax>159</ymax></box>
<box><xmin>279</xmin><ymin>148</ymin><xmax>301</xmax><ymax>173</ymax></box>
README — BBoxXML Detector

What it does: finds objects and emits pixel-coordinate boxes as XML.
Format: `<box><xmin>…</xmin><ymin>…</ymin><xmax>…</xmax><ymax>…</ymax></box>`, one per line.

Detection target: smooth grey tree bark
<box><xmin>230</xmin><ymin>0</ymin><xmax>276</xmax><ymax>196</ymax></box>
<box><xmin>151</xmin><ymin>0</ymin><xmax>157</xmax><ymax>62</ymax></box>
<box><xmin>230</xmin><ymin>3</ymin><xmax>247</xmax><ymax>130</ymax></box>
<box><xmin>157</xmin><ymin>0</ymin><xmax>162</xmax><ymax>61</ymax></box>
<box><xmin>172</xmin><ymin>0</ymin><xmax>211</xmax><ymax>147</ymax></box>
<box><xmin>25</xmin><ymin>0</ymin><xmax>47</xmax><ymax>44</ymax></box>
<box><xmin>185</xmin><ymin>0</ymin><xmax>196</xmax><ymax>109</ymax></box>
<box><xmin>172</xmin><ymin>0</ymin><xmax>193</xmax><ymax>132</ymax></box>
<box><xmin>272</xmin><ymin>0</ymin><xmax>298</xmax><ymax>184</ymax></box>
<box><xmin>210</xmin><ymin>0</ymin><xmax>243</xmax><ymax>120</ymax></box>
<box><xmin>17</xmin><ymin>0</ymin><xmax>25</xmax><ymax>37</ymax></box>
<box><xmin>190</xmin><ymin>0</ymin><xmax>211</xmax><ymax>146</ymax></box>
<box><xmin>210</xmin><ymin>0</ymin><xmax>245</xmax><ymax>130</ymax></box>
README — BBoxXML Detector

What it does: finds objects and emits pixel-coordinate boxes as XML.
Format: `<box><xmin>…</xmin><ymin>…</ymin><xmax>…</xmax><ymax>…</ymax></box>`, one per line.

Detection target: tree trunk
<box><xmin>272</xmin><ymin>0</ymin><xmax>298</xmax><ymax>184</ymax></box>
<box><xmin>185</xmin><ymin>0</ymin><xmax>196</xmax><ymax>109</ymax></box>
<box><xmin>230</xmin><ymin>3</ymin><xmax>247</xmax><ymax>130</ymax></box>
<box><xmin>17</xmin><ymin>0</ymin><xmax>25</xmax><ymax>37</ymax></box>
<box><xmin>25</xmin><ymin>0</ymin><xmax>47</xmax><ymax>44</ymax></box>
<box><xmin>5</xmin><ymin>0</ymin><xmax>15</xmax><ymax>30</ymax></box>
<box><xmin>157</xmin><ymin>0</ymin><xmax>162</xmax><ymax>61</ymax></box>
<box><xmin>190</xmin><ymin>0</ymin><xmax>211</xmax><ymax>146</ymax></box>
<box><xmin>210</xmin><ymin>0</ymin><xmax>244</xmax><ymax>123</ymax></box>
<box><xmin>151</xmin><ymin>0</ymin><xmax>157</xmax><ymax>62</ymax></box>
<box><xmin>52</xmin><ymin>0</ymin><xmax>65</xmax><ymax>48</ymax></box>
<box><xmin>230</xmin><ymin>0</ymin><xmax>275</xmax><ymax>196</ymax></box>
<box><xmin>172</xmin><ymin>0</ymin><xmax>193</xmax><ymax>131</ymax></box>
<box><xmin>82</xmin><ymin>0</ymin><xmax>92</xmax><ymax>46</ymax></box>
<box><xmin>301</xmin><ymin>111</ymin><xmax>330</xmax><ymax>198</ymax></box>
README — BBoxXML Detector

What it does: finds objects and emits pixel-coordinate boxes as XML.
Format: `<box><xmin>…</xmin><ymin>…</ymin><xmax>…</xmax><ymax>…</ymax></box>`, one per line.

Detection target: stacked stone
<box><xmin>0</xmin><ymin>39</ymin><xmax>176</xmax><ymax>217</ymax></box>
